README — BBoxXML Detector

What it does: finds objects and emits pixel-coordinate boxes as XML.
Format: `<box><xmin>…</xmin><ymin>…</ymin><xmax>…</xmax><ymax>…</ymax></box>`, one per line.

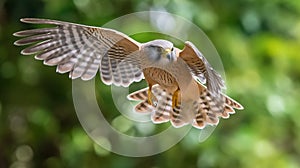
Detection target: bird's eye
<box><xmin>171</xmin><ymin>47</ymin><xmax>174</xmax><ymax>51</ymax></box>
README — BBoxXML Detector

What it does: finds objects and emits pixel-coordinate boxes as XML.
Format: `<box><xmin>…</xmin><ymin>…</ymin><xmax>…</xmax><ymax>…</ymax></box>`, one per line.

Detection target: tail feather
<box><xmin>222</xmin><ymin>105</ymin><xmax>235</xmax><ymax>119</ymax></box>
<box><xmin>127</xmin><ymin>87</ymin><xmax>148</xmax><ymax>101</ymax></box>
<box><xmin>128</xmin><ymin>83</ymin><xmax>243</xmax><ymax>129</ymax></box>
<box><xmin>128</xmin><ymin>85</ymin><xmax>172</xmax><ymax>123</ymax></box>
<box><xmin>151</xmin><ymin>89</ymin><xmax>172</xmax><ymax>124</ymax></box>
<box><xmin>192</xmin><ymin>82</ymin><xmax>243</xmax><ymax>128</ymax></box>
<box><xmin>134</xmin><ymin>100</ymin><xmax>153</xmax><ymax>113</ymax></box>
<box><xmin>224</xmin><ymin>95</ymin><xmax>244</xmax><ymax>110</ymax></box>
<box><xmin>170</xmin><ymin>103</ymin><xmax>189</xmax><ymax>128</ymax></box>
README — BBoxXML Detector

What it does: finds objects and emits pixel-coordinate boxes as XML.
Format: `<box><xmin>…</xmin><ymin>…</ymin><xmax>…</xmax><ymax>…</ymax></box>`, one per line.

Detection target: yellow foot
<box><xmin>172</xmin><ymin>89</ymin><xmax>180</xmax><ymax>109</ymax></box>
<box><xmin>148</xmin><ymin>87</ymin><xmax>158</xmax><ymax>106</ymax></box>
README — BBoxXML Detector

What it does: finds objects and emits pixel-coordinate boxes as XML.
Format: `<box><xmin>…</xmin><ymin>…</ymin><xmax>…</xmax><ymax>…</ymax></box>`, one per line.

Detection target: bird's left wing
<box><xmin>178</xmin><ymin>41</ymin><xmax>225</xmax><ymax>96</ymax></box>
<box><xmin>14</xmin><ymin>18</ymin><xmax>143</xmax><ymax>86</ymax></box>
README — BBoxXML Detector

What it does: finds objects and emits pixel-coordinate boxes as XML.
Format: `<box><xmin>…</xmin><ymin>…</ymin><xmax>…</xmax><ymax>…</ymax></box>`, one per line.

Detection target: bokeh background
<box><xmin>1</xmin><ymin>0</ymin><xmax>300</xmax><ymax>167</ymax></box>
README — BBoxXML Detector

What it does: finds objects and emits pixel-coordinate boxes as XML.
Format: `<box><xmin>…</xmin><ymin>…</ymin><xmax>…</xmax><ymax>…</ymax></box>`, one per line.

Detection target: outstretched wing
<box><xmin>14</xmin><ymin>18</ymin><xmax>143</xmax><ymax>86</ymax></box>
<box><xmin>179</xmin><ymin>41</ymin><xmax>225</xmax><ymax>96</ymax></box>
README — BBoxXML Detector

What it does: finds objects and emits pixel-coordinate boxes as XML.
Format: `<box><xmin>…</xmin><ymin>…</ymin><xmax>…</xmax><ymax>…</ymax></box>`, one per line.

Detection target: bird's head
<box><xmin>142</xmin><ymin>39</ymin><xmax>177</xmax><ymax>63</ymax></box>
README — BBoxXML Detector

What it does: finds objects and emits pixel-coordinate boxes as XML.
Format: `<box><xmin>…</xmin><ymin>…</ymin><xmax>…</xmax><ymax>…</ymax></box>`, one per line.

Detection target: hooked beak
<box><xmin>163</xmin><ymin>48</ymin><xmax>172</xmax><ymax>60</ymax></box>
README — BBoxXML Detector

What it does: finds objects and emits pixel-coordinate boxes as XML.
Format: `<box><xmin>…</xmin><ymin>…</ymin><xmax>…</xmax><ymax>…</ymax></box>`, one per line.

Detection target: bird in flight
<box><xmin>14</xmin><ymin>18</ymin><xmax>243</xmax><ymax>129</ymax></box>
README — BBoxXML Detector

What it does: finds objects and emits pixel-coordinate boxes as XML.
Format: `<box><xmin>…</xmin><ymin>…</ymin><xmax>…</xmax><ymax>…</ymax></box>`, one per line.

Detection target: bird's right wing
<box><xmin>14</xmin><ymin>18</ymin><xmax>144</xmax><ymax>86</ymax></box>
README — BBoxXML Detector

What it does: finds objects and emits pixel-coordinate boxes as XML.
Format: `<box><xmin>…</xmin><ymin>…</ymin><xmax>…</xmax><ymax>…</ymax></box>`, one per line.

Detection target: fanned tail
<box><xmin>127</xmin><ymin>83</ymin><xmax>243</xmax><ymax>129</ymax></box>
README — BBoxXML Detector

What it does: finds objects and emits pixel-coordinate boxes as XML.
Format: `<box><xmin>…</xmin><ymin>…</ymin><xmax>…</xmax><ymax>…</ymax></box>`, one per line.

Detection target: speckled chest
<box><xmin>143</xmin><ymin>67</ymin><xmax>178</xmax><ymax>89</ymax></box>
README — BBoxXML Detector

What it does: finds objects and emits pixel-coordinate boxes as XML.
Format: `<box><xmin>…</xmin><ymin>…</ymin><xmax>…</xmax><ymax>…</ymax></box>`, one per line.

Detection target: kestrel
<box><xmin>14</xmin><ymin>18</ymin><xmax>243</xmax><ymax>129</ymax></box>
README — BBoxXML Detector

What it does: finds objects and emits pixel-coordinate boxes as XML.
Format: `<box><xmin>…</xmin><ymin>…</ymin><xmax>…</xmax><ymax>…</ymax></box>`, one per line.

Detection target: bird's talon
<box><xmin>148</xmin><ymin>89</ymin><xmax>153</xmax><ymax>105</ymax></box>
<box><xmin>152</xmin><ymin>95</ymin><xmax>158</xmax><ymax>107</ymax></box>
<box><xmin>147</xmin><ymin>88</ymin><xmax>158</xmax><ymax>107</ymax></box>
<box><xmin>172</xmin><ymin>89</ymin><xmax>180</xmax><ymax>109</ymax></box>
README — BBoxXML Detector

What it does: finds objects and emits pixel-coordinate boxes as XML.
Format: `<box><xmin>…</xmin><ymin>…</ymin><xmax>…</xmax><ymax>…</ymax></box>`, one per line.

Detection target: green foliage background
<box><xmin>1</xmin><ymin>0</ymin><xmax>300</xmax><ymax>167</ymax></box>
